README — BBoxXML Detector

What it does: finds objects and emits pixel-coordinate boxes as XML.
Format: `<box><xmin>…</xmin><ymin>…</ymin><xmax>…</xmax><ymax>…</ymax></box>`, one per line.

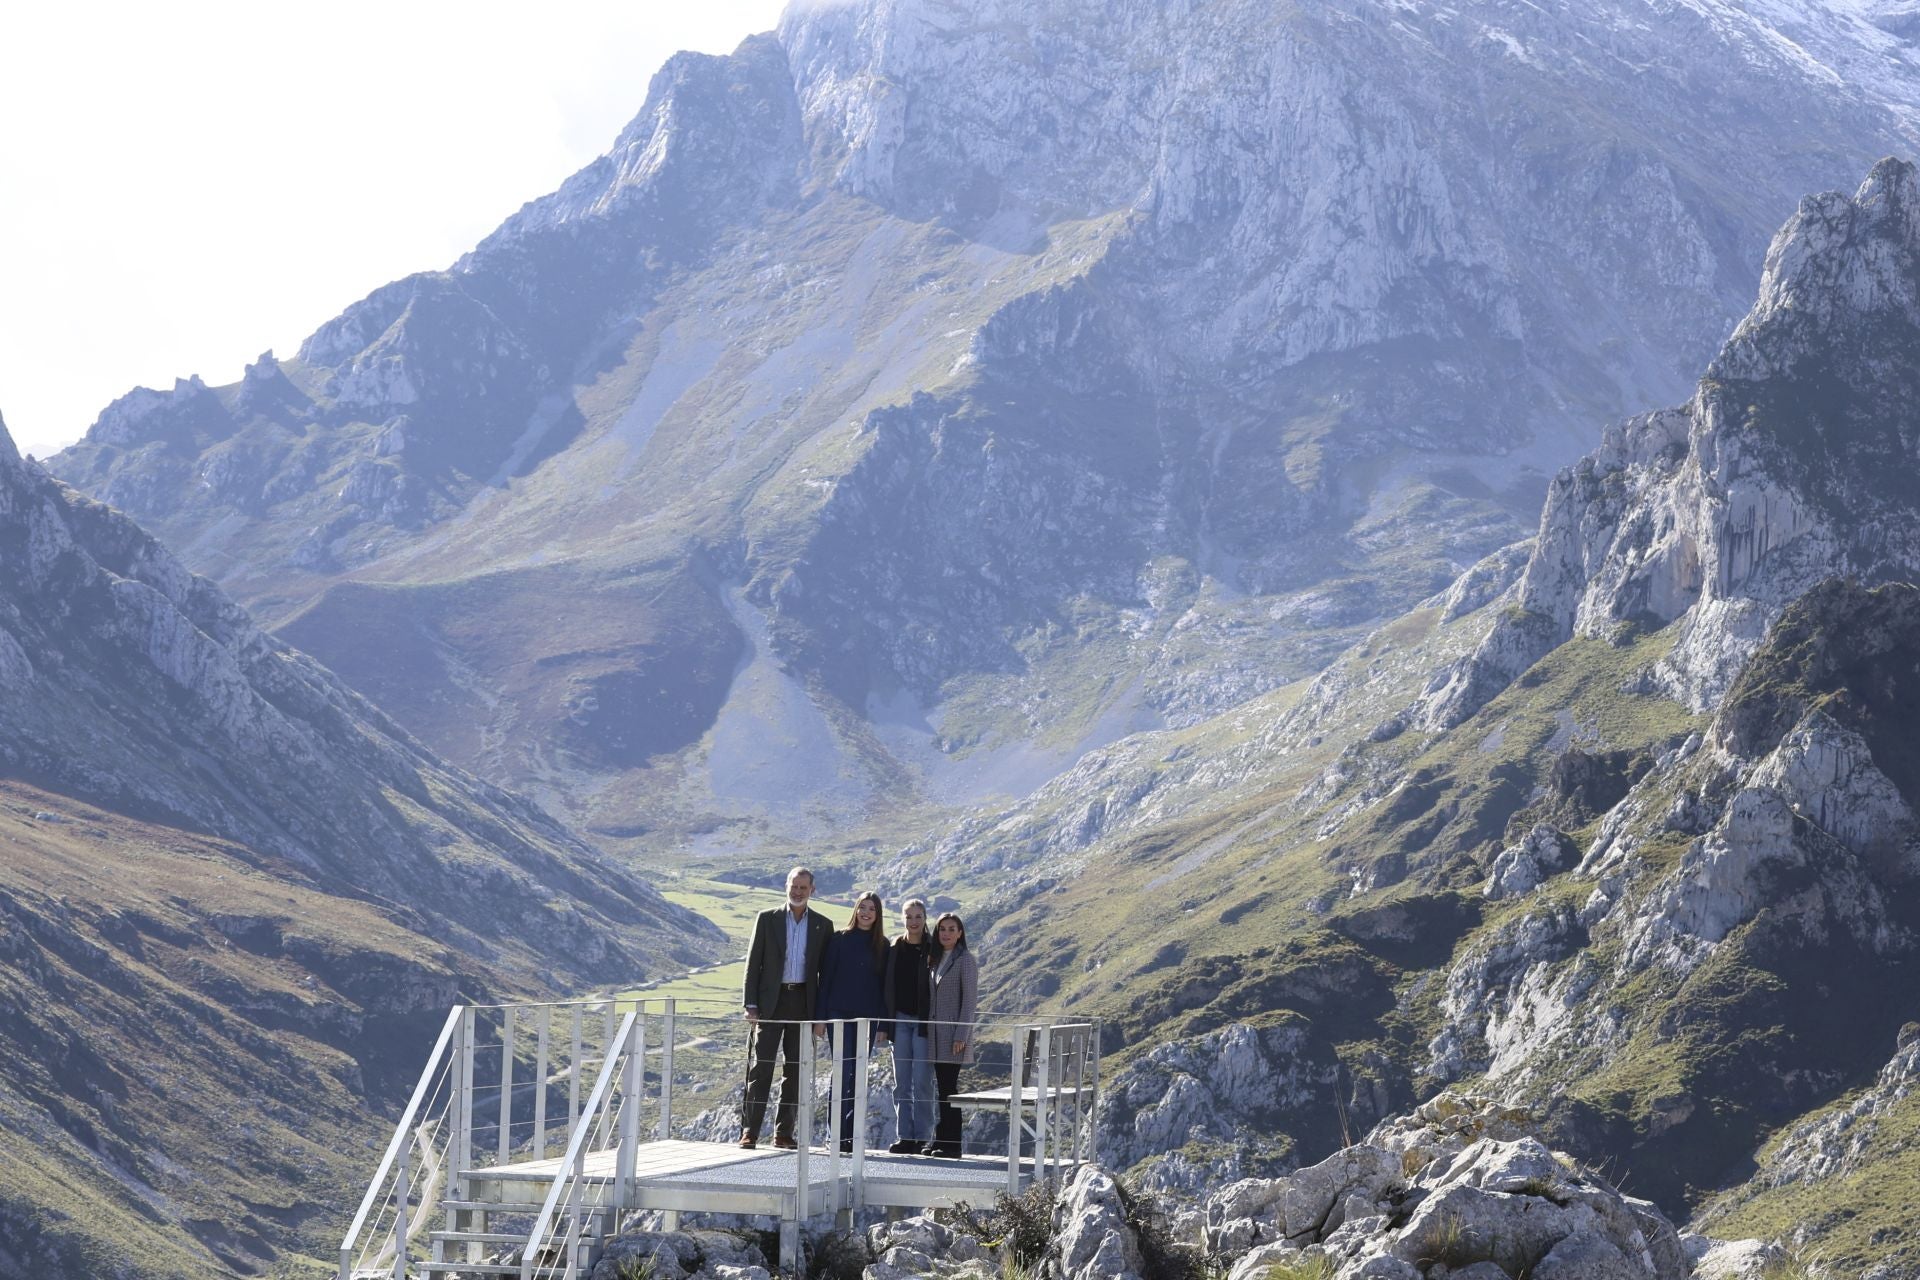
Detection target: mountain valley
<box><xmin>48</xmin><ymin>0</ymin><xmax>1920</xmax><ymax>859</ymax></box>
<box><xmin>12</xmin><ymin>1</ymin><xmax>1920</xmax><ymax>1275</ymax></box>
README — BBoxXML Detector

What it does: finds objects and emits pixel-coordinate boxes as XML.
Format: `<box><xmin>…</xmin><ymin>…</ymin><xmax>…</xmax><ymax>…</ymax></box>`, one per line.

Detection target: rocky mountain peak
<box><xmin>1712</xmin><ymin>155</ymin><xmax>1920</xmax><ymax>383</ymax></box>
<box><xmin>462</xmin><ymin>31</ymin><xmax>800</xmax><ymax>259</ymax></box>
<box><xmin>1417</xmin><ymin>155</ymin><xmax>1920</xmax><ymax>727</ymax></box>
<box><xmin>47</xmin><ymin>1</ymin><xmax>1920</xmax><ymax>857</ymax></box>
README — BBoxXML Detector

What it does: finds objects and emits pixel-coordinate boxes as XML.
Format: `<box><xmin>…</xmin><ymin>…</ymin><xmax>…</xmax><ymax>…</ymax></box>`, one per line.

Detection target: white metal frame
<box><xmin>343</xmin><ymin>1000</ymin><xmax>1099</xmax><ymax>1279</ymax></box>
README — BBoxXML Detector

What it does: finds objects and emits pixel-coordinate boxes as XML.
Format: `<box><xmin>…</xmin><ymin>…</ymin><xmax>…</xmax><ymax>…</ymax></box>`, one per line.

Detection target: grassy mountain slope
<box><xmin>0</xmin><ymin>782</ymin><xmax>461</xmax><ymax>1278</ymax></box>
<box><xmin>0</xmin><ymin>415</ymin><xmax>724</xmax><ymax>1275</ymax></box>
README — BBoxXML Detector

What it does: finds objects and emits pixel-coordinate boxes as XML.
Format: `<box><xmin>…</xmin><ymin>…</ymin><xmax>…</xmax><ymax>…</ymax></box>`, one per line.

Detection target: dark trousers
<box><xmin>934</xmin><ymin>1061</ymin><xmax>964</xmax><ymax>1151</ymax></box>
<box><xmin>827</xmin><ymin>1017</ymin><xmax>878</xmax><ymax>1141</ymax></box>
<box><xmin>743</xmin><ymin>987</ymin><xmax>809</xmax><ymax>1140</ymax></box>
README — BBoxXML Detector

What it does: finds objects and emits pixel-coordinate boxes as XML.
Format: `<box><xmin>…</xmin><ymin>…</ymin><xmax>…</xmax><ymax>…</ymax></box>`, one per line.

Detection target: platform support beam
<box><xmin>534</xmin><ymin>1007</ymin><xmax>551</xmax><ymax>1161</ymax></box>
<box><xmin>617</xmin><ymin>1012</ymin><xmax>642</xmax><ymax>1213</ymax></box>
<box><xmin>499</xmin><ymin>1006</ymin><xmax>515</xmax><ymax>1166</ymax></box>
<box><xmin>660</xmin><ymin>1000</ymin><xmax>676</xmax><ymax>1140</ymax></box>
<box><xmin>851</xmin><ymin>1018</ymin><xmax>869</xmax><ymax>1218</ymax></box>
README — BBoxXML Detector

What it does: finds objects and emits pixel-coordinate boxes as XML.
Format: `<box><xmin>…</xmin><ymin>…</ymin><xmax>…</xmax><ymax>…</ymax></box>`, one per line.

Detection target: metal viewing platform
<box><xmin>339</xmin><ymin>999</ymin><xmax>1099</xmax><ymax>1279</ymax></box>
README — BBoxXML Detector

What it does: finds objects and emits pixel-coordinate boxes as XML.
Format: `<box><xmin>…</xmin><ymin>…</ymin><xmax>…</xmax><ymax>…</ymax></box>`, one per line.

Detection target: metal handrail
<box><xmin>339</xmin><ymin>1005</ymin><xmax>465</xmax><ymax>1280</ymax></box>
<box><xmin>340</xmin><ymin>999</ymin><xmax>1102</xmax><ymax>1280</ymax></box>
<box><xmin>520</xmin><ymin>1009</ymin><xmax>638</xmax><ymax>1280</ymax></box>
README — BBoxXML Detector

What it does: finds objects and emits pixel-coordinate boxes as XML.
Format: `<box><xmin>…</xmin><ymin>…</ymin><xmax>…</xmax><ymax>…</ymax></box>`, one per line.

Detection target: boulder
<box><xmin>1055</xmin><ymin>1166</ymin><xmax>1147</xmax><ymax>1280</ymax></box>
<box><xmin>1202</xmin><ymin>1094</ymin><xmax>1692</xmax><ymax>1279</ymax></box>
<box><xmin>1484</xmin><ymin>824</ymin><xmax>1579</xmax><ymax>899</ymax></box>
<box><xmin>1687</xmin><ymin>1237</ymin><xmax>1789</xmax><ymax>1279</ymax></box>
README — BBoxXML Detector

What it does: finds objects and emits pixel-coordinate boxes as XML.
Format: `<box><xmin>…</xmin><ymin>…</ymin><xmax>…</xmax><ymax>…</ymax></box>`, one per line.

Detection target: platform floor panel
<box><xmin>858</xmin><ymin>1153</ymin><xmax>1032</xmax><ymax>1185</ymax></box>
<box><xmin>471</xmin><ymin>1138</ymin><xmax>784</xmax><ymax>1185</ymax></box>
<box><xmin>465</xmin><ymin>1139</ymin><xmax>1057</xmax><ymax>1214</ymax></box>
<box><xmin>644</xmin><ymin>1150</ymin><xmax>835</xmax><ymax>1191</ymax></box>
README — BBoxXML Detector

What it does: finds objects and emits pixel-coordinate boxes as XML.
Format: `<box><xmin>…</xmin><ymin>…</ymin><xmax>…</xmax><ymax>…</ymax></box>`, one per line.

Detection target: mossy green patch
<box><xmin>1700</xmin><ymin>1081</ymin><xmax>1920</xmax><ymax>1277</ymax></box>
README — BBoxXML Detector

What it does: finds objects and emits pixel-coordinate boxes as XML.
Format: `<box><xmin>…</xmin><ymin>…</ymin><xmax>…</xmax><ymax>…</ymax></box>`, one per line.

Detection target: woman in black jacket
<box><xmin>884</xmin><ymin>898</ymin><xmax>935</xmax><ymax>1153</ymax></box>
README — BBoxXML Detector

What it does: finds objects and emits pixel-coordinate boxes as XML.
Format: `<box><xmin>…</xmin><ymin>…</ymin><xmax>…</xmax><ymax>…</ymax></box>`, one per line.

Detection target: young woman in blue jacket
<box><xmin>816</xmin><ymin>891</ymin><xmax>891</xmax><ymax>1151</ymax></box>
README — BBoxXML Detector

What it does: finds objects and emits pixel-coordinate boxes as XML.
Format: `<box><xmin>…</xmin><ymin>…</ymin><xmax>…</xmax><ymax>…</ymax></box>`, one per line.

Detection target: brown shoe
<box><xmin>772</xmin><ymin>1134</ymin><xmax>799</xmax><ymax>1150</ymax></box>
<box><xmin>738</xmin><ymin>1130</ymin><xmax>758</xmax><ymax>1149</ymax></box>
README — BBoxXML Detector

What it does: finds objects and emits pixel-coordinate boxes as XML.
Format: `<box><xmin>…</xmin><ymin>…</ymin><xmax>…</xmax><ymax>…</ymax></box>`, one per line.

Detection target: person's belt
<box><xmin>781</xmin><ymin>982</ymin><xmax>806</xmax><ymax>989</ymax></box>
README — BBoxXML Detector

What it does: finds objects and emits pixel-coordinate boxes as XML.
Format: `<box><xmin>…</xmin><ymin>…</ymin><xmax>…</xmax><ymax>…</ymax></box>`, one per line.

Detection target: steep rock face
<box><xmin>50</xmin><ymin>1</ymin><xmax>1920</xmax><ymax>849</ymax></box>
<box><xmin>759</xmin><ymin>0</ymin><xmax>1916</xmax><ymax>727</ymax></box>
<box><xmin>1095</xmin><ymin>1020</ymin><xmax>1350</xmax><ymax>1193</ymax></box>
<box><xmin>1409</xmin><ymin>581</ymin><xmax>1920</xmax><ymax>1220</ymax></box>
<box><xmin>1421</xmin><ymin>159</ymin><xmax>1920</xmax><ymax>729</ymax></box>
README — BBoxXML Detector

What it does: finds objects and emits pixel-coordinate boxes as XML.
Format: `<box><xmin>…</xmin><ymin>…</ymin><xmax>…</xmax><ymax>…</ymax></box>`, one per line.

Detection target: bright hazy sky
<box><xmin>0</xmin><ymin>2</ymin><xmax>787</xmax><ymax>459</ymax></box>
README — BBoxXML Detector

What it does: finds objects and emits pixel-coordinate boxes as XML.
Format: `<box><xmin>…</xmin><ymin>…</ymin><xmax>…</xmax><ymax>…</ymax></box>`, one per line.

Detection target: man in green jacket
<box><xmin>740</xmin><ymin>866</ymin><xmax>834</xmax><ymax>1148</ymax></box>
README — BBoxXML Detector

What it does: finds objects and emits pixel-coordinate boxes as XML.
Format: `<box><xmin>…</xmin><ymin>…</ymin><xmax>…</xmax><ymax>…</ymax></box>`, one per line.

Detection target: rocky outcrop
<box><xmin>1206</xmin><ymin>1095</ymin><xmax>1695</xmax><ymax>1280</ymax></box>
<box><xmin>1686</xmin><ymin>1023</ymin><xmax>1920</xmax><ymax>1272</ymax></box>
<box><xmin>596</xmin><ymin>1166</ymin><xmax>1144</xmax><ymax>1280</ymax></box>
<box><xmin>592</xmin><ymin>1228</ymin><xmax>775</xmax><ymax>1280</ymax></box>
<box><xmin>1483</xmin><ymin>824</ymin><xmax>1580</xmax><ymax>900</ymax></box>
<box><xmin>1750</xmin><ymin>1024</ymin><xmax>1920</xmax><ymax>1192</ymax></box>
<box><xmin>1096</xmin><ymin>1021</ymin><xmax>1345</xmax><ymax>1190</ymax></box>
<box><xmin>1420</xmin><ymin>159</ymin><xmax>1920</xmax><ymax>730</ymax></box>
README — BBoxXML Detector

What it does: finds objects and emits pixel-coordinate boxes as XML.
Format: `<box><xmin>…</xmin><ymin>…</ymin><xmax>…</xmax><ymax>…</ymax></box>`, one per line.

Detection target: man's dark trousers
<box><xmin>743</xmin><ymin>986</ymin><xmax>811</xmax><ymax>1141</ymax></box>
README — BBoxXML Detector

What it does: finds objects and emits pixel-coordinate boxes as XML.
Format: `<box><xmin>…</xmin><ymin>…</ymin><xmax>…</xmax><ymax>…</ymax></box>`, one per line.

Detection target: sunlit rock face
<box><xmin>48</xmin><ymin>1</ymin><xmax>1920</xmax><ymax>849</ymax></box>
<box><xmin>1418</xmin><ymin>159</ymin><xmax>1920</xmax><ymax>731</ymax></box>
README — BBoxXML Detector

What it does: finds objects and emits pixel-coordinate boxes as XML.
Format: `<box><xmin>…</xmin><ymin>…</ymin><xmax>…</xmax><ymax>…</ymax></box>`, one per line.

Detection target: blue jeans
<box><xmin>892</xmin><ymin>1024</ymin><xmax>936</xmax><ymax>1144</ymax></box>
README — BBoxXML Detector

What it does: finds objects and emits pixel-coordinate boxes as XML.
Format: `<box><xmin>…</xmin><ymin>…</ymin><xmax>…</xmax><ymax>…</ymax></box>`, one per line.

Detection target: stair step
<box><xmin>416</xmin><ymin>1253</ymin><xmax>594</xmax><ymax>1277</ymax></box>
<box><xmin>430</xmin><ymin>1231</ymin><xmax>539</xmax><ymax>1245</ymax></box>
<box><xmin>439</xmin><ymin>1200</ymin><xmax>543</xmax><ymax>1213</ymax></box>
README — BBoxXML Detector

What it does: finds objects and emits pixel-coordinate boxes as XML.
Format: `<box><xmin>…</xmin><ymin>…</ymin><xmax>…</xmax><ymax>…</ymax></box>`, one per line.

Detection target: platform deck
<box><xmin>465</xmin><ymin>1138</ymin><xmax>1040</xmax><ymax>1215</ymax></box>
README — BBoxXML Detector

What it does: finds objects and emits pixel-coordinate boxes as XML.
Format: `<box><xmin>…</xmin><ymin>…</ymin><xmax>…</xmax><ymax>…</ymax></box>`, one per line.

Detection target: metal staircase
<box><xmin>339</xmin><ymin>1001</ymin><xmax>665</xmax><ymax>1280</ymax></box>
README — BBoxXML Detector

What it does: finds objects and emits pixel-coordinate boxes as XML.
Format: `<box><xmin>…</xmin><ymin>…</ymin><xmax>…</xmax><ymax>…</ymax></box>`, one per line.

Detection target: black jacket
<box><xmin>884</xmin><ymin>935</ymin><xmax>934</xmax><ymax>1029</ymax></box>
<box><xmin>743</xmin><ymin>905</ymin><xmax>834</xmax><ymax>1018</ymax></box>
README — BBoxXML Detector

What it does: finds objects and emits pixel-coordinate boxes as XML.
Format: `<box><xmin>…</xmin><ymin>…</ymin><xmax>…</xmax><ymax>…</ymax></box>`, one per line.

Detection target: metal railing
<box><xmin>520</xmin><ymin>1009</ymin><xmax>639</xmax><ymax>1280</ymax></box>
<box><xmin>339</xmin><ymin>1000</ymin><xmax>646</xmax><ymax>1280</ymax></box>
<box><xmin>339</xmin><ymin>1006</ymin><xmax>462</xmax><ymax>1280</ymax></box>
<box><xmin>341</xmin><ymin>997</ymin><xmax>1097</xmax><ymax>1278</ymax></box>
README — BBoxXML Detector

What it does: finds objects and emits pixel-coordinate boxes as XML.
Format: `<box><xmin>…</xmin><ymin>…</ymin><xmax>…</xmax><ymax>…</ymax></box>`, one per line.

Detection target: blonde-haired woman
<box><xmin>885</xmin><ymin>898</ymin><xmax>936</xmax><ymax>1153</ymax></box>
<box><xmin>926</xmin><ymin>912</ymin><xmax>977</xmax><ymax>1158</ymax></box>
